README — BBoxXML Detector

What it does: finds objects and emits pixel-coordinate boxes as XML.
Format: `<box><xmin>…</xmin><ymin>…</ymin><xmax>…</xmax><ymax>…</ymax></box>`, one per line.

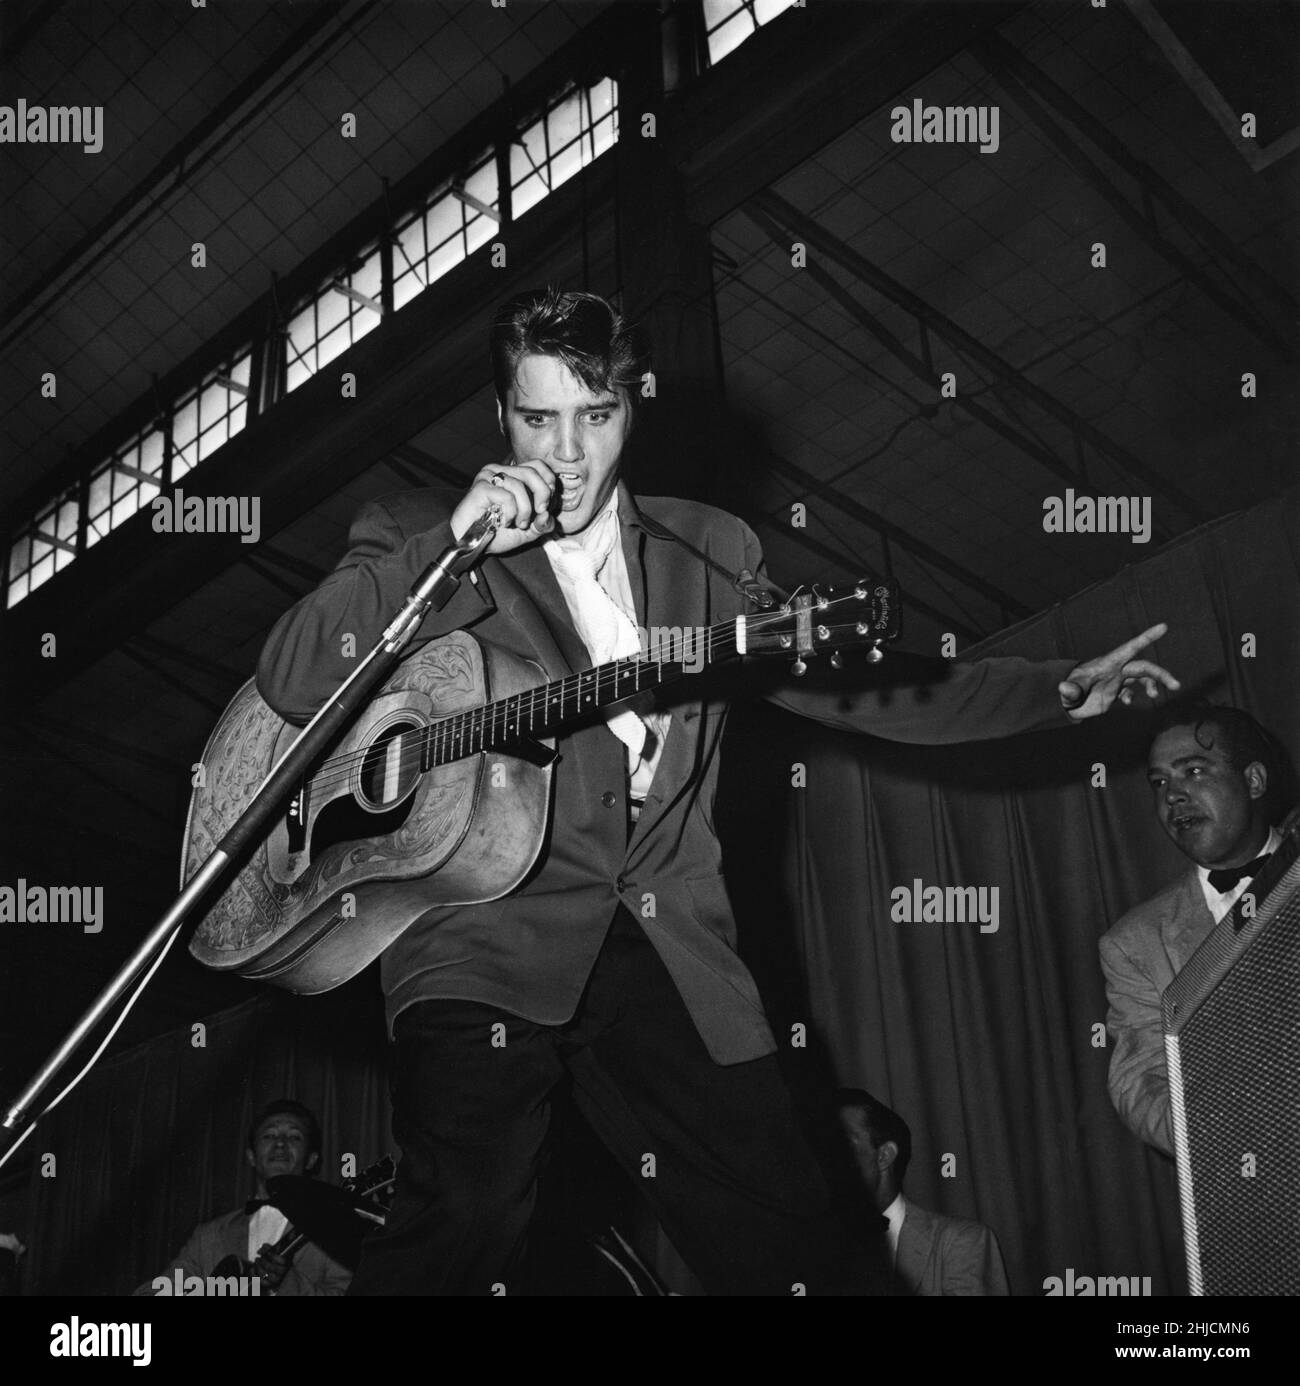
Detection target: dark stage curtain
<box><xmin>726</xmin><ymin>487</ymin><xmax>1299</xmax><ymax>1296</ymax></box>
<box><xmin>20</xmin><ymin>984</ymin><xmax>391</xmax><ymax>1295</ymax></box>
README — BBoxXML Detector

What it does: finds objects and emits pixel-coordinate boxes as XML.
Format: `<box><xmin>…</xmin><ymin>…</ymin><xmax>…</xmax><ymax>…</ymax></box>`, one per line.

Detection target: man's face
<box><xmin>838</xmin><ymin>1108</ymin><xmax>889</xmax><ymax>1209</ymax></box>
<box><xmin>1147</xmin><ymin>723</ymin><xmax>1269</xmax><ymax>869</ymax></box>
<box><xmin>246</xmin><ymin>1114</ymin><xmax>316</xmax><ymax>1185</ymax></box>
<box><xmin>498</xmin><ymin>352</ymin><xmax>632</xmax><ymax>536</ymax></box>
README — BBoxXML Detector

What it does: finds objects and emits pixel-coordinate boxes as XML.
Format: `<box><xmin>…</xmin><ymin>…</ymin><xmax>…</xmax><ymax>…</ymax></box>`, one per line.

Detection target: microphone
<box><xmin>381</xmin><ymin>504</ymin><xmax>501</xmax><ymax>653</ymax></box>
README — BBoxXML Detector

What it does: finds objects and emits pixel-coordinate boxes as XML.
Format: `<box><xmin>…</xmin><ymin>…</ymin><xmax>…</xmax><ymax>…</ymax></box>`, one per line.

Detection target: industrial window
<box><xmin>703</xmin><ymin>0</ymin><xmax>798</xmax><ymax>65</ymax></box>
<box><xmin>85</xmin><ymin>425</ymin><xmax>166</xmax><ymax>550</ymax></box>
<box><xmin>7</xmin><ymin>485</ymin><xmax>80</xmax><ymax>609</ymax></box>
<box><xmin>510</xmin><ymin>77</ymin><xmax>618</xmax><ymax>220</ymax></box>
<box><xmin>392</xmin><ymin>152</ymin><xmax>500</xmax><ymax>312</ymax></box>
<box><xmin>173</xmin><ymin>352</ymin><xmax>252</xmax><ymax>477</ymax></box>
<box><xmin>285</xmin><ymin>247</ymin><xmax>384</xmax><ymax>394</ymax></box>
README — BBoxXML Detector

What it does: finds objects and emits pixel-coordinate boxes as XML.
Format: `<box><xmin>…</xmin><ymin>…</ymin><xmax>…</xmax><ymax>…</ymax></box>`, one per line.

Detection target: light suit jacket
<box><xmin>134</xmin><ymin>1208</ymin><xmax>352</xmax><ymax>1296</ymax></box>
<box><xmin>1099</xmin><ymin>870</ymin><xmax>1214</xmax><ymax>1155</ymax></box>
<box><xmin>257</xmin><ymin>484</ymin><xmax>1075</xmax><ymax>1064</ymax></box>
<box><xmin>895</xmin><ymin>1198</ymin><xmax>1011</xmax><ymax>1295</ymax></box>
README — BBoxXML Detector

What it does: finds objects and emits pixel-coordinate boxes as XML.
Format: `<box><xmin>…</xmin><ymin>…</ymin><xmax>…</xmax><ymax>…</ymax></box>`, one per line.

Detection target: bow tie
<box><xmin>245</xmin><ymin>1198</ymin><xmax>273</xmax><ymax>1215</ymax></box>
<box><xmin>1207</xmin><ymin>854</ymin><xmax>1271</xmax><ymax>894</ymax></box>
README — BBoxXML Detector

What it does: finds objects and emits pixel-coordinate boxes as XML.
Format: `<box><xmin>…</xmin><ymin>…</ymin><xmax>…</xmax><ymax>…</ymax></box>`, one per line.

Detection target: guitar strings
<box><xmin>279</xmin><ymin>600</ymin><xmax>866</xmax><ymax>801</ymax></box>
<box><xmin>287</xmin><ymin>601</ymin><xmax>868</xmax><ymax>800</ymax></box>
<box><xmin>291</xmin><ymin>622</ymin><xmax>748</xmax><ymax>799</ymax></box>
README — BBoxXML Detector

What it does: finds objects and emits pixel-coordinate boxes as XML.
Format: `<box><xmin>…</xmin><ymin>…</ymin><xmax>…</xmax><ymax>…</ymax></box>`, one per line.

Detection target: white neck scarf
<box><xmin>544</xmin><ymin>495</ymin><xmax>648</xmax><ymax>760</ymax></box>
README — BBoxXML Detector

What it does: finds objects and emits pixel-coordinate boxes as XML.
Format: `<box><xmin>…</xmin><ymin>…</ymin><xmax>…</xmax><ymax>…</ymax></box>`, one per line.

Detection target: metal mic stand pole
<box><xmin>1</xmin><ymin>509</ymin><xmax>500</xmax><ymax>1154</ymax></box>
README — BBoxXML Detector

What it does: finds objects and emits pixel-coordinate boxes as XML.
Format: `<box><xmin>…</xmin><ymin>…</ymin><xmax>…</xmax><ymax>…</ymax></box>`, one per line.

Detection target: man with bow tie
<box><xmin>137</xmin><ymin>1100</ymin><xmax>351</xmax><ymax>1296</ymax></box>
<box><xmin>257</xmin><ymin>288</ymin><xmax>1180</xmax><ymax>1295</ymax></box>
<box><xmin>1100</xmin><ymin>704</ymin><xmax>1293</xmax><ymax>1155</ymax></box>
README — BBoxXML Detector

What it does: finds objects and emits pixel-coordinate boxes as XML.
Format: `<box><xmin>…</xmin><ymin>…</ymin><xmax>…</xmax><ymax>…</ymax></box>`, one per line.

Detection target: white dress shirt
<box><xmin>544</xmin><ymin>490</ymin><xmax>670</xmax><ymax>815</ymax></box>
<box><xmin>1196</xmin><ymin>826</ymin><xmax>1282</xmax><ymax>924</ymax></box>
<box><xmin>247</xmin><ymin>1204</ymin><xmax>288</xmax><ymax>1262</ymax></box>
<box><xmin>881</xmin><ymin>1192</ymin><xmax>907</xmax><ymax>1266</ymax></box>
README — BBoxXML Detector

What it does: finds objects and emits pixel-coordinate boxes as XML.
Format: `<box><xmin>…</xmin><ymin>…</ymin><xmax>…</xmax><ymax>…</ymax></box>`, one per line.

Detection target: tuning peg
<box><xmin>866</xmin><ymin>644</ymin><xmax>884</xmax><ymax>664</ymax></box>
<box><xmin>792</xmin><ymin>658</ymin><xmax>808</xmax><ymax>676</ymax></box>
<box><xmin>829</xmin><ymin>651</ymin><xmax>843</xmax><ymax>670</ymax></box>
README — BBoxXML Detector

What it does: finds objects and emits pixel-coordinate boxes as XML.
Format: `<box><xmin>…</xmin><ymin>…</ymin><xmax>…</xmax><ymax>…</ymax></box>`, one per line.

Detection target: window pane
<box><xmin>426</xmin><ymin>236</ymin><xmax>463</xmax><ymax>285</ymax></box>
<box><xmin>174</xmin><ymin>396</ymin><xmax>198</xmax><ymax>449</ymax></box>
<box><xmin>285</xmin><ymin>358</ymin><xmax>313</xmax><ymax>395</ymax></box>
<box><xmin>709</xmin><ymin>11</ymin><xmax>754</xmax><ymax>63</ymax></box>
<box><xmin>140</xmin><ymin>429</ymin><xmax>164</xmax><ymax>476</ymax></box>
<box><xmin>30</xmin><ymin>553</ymin><xmax>56</xmax><ymax>591</ymax></box>
<box><xmin>464</xmin><ymin>156</ymin><xmax>497</xmax><ymax>209</ymax></box>
<box><xmin>548</xmin><ymin>92</ymin><xmax>581</xmax><ymax>156</ymax></box>
<box><xmin>317</xmin><ymin>285</ymin><xmax>348</xmax><ymax>337</ymax></box>
<box><xmin>9</xmin><ymin>535</ymin><xmax>31</xmax><ymax>581</ymax></box>
<box><xmin>464</xmin><ymin>212</ymin><xmax>495</xmax><ymax>256</ymax></box>
<box><xmin>426</xmin><ymin>194</ymin><xmax>460</xmax><ymax>251</ymax></box>
<box><xmin>353</xmin><ymin>248</ymin><xmax>381</xmax><ymax>303</ymax></box>
<box><xmin>754</xmin><ymin>0</ymin><xmax>794</xmax><ymax>23</ymax></box>
<box><xmin>89</xmin><ymin>467</ymin><xmax>112</xmax><ymax>517</ymax></box>
<box><xmin>393</xmin><ymin>266</ymin><xmax>424</xmax><ymax>311</ymax></box>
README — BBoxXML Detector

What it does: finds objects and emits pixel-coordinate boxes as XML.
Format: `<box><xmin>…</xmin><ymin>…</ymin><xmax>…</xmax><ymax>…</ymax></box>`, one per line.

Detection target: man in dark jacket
<box><xmin>257</xmin><ymin>288</ymin><xmax>1178</xmax><ymax>1295</ymax></box>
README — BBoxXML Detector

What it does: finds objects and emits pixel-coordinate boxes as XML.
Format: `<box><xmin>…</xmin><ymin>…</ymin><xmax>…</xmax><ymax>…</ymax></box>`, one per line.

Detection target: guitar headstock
<box><xmin>742</xmin><ymin>578</ymin><xmax>900</xmax><ymax>674</ymax></box>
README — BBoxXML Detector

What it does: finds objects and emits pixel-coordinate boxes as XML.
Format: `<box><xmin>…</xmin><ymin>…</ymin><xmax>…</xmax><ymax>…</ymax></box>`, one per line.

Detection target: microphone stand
<box><xmin>1</xmin><ymin>509</ymin><xmax>501</xmax><ymax>1158</ymax></box>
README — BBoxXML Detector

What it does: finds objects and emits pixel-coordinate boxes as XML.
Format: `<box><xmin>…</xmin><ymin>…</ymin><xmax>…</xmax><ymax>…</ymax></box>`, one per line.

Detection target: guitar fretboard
<box><xmin>417</xmin><ymin>622</ymin><xmax>731</xmax><ymax>766</ymax></box>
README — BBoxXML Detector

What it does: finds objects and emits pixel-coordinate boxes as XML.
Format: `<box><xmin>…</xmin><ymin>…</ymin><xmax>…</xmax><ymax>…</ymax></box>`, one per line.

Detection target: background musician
<box><xmin>136</xmin><ymin>1099</ymin><xmax>350</xmax><ymax>1296</ymax></box>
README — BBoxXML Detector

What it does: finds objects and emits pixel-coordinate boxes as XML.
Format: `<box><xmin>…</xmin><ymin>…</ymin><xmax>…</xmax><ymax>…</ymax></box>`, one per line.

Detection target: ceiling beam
<box><xmin>750</xmin><ymin>189</ymin><xmax>1212</xmax><ymax>525</ymax></box>
<box><xmin>972</xmin><ymin>29</ymin><xmax>1299</xmax><ymax>326</ymax></box>
<box><xmin>0</xmin><ymin>0</ymin><xmax>361</xmax><ymax>348</ymax></box>
<box><xmin>759</xmin><ymin>452</ymin><xmax>1029</xmax><ymax>621</ymax></box>
<box><xmin>675</xmin><ymin>0</ymin><xmax>1028</xmax><ymax>227</ymax></box>
<box><xmin>971</xmin><ymin>34</ymin><xmax>1295</xmax><ymax>364</ymax></box>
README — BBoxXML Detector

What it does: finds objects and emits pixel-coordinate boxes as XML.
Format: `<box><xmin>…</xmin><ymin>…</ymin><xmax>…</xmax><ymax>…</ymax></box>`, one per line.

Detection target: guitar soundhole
<box><xmin>356</xmin><ymin>721</ymin><xmax>421</xmax><ymax>812</ymax></box>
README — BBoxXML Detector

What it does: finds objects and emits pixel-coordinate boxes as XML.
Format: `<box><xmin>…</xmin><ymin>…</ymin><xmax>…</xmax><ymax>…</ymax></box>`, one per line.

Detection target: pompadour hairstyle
<box><xmin>1149</xmin><ymin>699</ymin><xmax>1296</xmax><ymax>822</ymax></box>
<box><xmin>489</xmin><ymin>287</ymin><xmax>647</xmax><ymax>406</ymax></box>
<box><xmin>836</xmin><ymin>1087</ymin><xmax>912</xmax><ymax>1188</ymax></box>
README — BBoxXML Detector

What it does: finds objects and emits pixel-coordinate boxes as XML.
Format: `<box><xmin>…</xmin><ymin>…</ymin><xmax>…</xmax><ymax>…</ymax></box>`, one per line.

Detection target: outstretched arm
<box><xmin>741</xmin><ymin>522</ymin><xmax>1177</xmax><ymax>742</ymax></box>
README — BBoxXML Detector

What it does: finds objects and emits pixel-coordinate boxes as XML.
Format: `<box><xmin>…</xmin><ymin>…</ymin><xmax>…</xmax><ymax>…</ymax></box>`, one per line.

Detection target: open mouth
<box><xmin>556</xmin><ymin>472</ymin><xmax>584</xmax><ymax>512</ymax></box>
<box><xmin>1169</xmin><ymin>813</ymin><xmax>1205</xmax><ymax>833</ymax></box>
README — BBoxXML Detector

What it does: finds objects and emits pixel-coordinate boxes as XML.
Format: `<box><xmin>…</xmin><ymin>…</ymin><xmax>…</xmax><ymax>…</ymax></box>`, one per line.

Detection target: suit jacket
<box><xmin>257</xmin><ymin>484</ymin><xmax>1075</xmax><ymax>1064</ymax></box>
<box><xmin>1099</xmin><ymin>869</ymin><xmax>1214</xmax><ymax>1155</ymax></box>
<box><xmin>134</xmin><ymin>1208</ymin><xmax>352</xmax><ymax>1296</ymax></box>
<box><xmin>894</xmin><ymin>1198</ymin><xmax>1011</xmax><ymax>1295</ymax></box>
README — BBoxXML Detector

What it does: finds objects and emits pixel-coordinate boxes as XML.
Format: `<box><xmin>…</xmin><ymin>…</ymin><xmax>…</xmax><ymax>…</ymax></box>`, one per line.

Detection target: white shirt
<box><xmin>543</xmin><ymin>490</ymin><xmax>670</xmax><ymax>813</ymax></box>
<box><xmin>1196</xmin><ymin>826</ymin><xmax>1282</xmax><ymax>924</ymax></box>
<box><xmin>881</xmin><ymin>1192</ymin><xmax>907</xmax><ymax>1266</ymax></box>
<box><xmin>247</xmin><ymin>1204</ymin><xmax>288</xmax><ymax>1262</ymax></box>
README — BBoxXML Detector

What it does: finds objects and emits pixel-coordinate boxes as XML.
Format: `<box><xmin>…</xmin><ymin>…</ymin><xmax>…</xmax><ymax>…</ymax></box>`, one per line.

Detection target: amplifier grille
<box><xmin>1164</xmin><ymin>842</ymin><xmax>1300</xmax><ymax>1295</ymax></box>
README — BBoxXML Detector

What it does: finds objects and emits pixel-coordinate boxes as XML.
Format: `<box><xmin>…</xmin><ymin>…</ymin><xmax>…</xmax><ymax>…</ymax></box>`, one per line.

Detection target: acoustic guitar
<box><xmin>183</xmin><ymin>579</ymin><xmax>899</xmax><ymax>992</ymax></box>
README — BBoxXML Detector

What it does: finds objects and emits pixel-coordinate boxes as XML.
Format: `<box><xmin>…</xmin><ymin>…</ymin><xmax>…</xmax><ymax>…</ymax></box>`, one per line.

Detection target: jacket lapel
<box><xmin>1161</xmin><ymin>871</ymin><xmax>1215</xmax><ymax>974</ymax></box>
<box><xmin>491</xmin><ymin>539</ymin><xmax>587</xmax><ymax>678</ymax></box>
<box><xmin>621</xmin><ymin>488</ymin><xmax>705</xmax><ymax>850</ymax></box>
<box><xmin>894</xmin><ymin>1202</ymin><xmax>932</xmax><ymax>1295</ymax></box>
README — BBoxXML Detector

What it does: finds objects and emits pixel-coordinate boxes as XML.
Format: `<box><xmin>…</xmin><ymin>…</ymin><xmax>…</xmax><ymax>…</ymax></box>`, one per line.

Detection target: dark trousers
<box><xmin>349</xmin><ymin>905</ymin><xmax>880</xmax><ymax>1295</ymax></box>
